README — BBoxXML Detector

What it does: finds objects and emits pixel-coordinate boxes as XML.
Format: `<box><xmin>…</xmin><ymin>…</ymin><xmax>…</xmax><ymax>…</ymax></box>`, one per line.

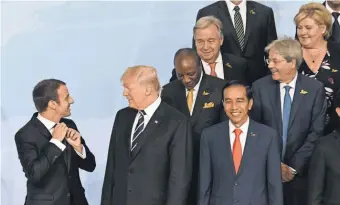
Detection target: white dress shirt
<box><xmin>130</xmin><ymin>96</ymin><xmax>162</xmax><ymax>146</ymax></box>
<box><xmin>37</xmin><ymin>114</ymin><xmax>86</xmax><ymax>159</ymax></box>
<box><xmin>326</xmin><ymin>1</ymin><xmax>340</xmax><ymax>25</ymax></box>
<box><xmin>279</xmin><ymin>73</ymin><xmax>298</xmax><ymax>118</ymax></box>
<box><xmin>279</xmin><ymin>73</ymin><xmax>298</xmax><ymax>173</ymax></box>
<box><xmin>226</xmin><ymin>0</ymin><xmax>247</xmax><ymax>33</ymax></box>
<box><xmin>229</xmin><ymin>117</ymin><xmax>250</xmax><ymax>155</ymax></box>
<box><xmin>185</xmin><ymin>72</ymin><xmax>203</xmax><ymax>115</ymax></box>
<box><xmin>202</xmin><ymin>52</ymin><xmax>224</xmax><ymax>80</ymax></box>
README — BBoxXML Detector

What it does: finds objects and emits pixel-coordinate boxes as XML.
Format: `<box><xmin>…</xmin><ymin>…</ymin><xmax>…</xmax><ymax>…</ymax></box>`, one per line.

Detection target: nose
<box><xmin>203</xmin><ymin>41</ymin><xmax>209</xmax><ymax>50</ymax></box>
<box><xmin>183</xmin><ymin>76</ymin><xmax>191</xmax><ymax>84</ymax></box>
<box><xmin>268</xmin><ymin>61</ymin><xmax>275</xmax><ymax>69</ymax></box>
<box><xmin>123</xmin><ymin>88</ymin><xmax>128</xmax><ymax>96</ymax></box>
<box><xmin>69</xmin><ymin>96</ymin><xmax>74</xmax><ymax>104</ymax></box>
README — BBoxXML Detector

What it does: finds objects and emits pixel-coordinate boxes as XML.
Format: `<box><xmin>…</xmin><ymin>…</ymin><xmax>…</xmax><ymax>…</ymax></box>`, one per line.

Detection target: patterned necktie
<box><xmin>233</xmin><ymin>128</ymin><xmax>242</xmax><ymax>173</ymax></box>
<box><xmin>187</xmin><ymin>89</ymin><xmax>194</xmax><ymax>113</ymax></box>
<box><xmin>234</xmin><ymin>6</ymin><xmax>245</xmax><ymax>50</ymax></box>
<box><xmin>282</xmin><ymin>85</ymin><xmax>292</xmax><ymax>159</ymax></box>
<box><xmin>209</xmin><ymin>62</ymin><xmax>217</xmax><ymax>77</ymax></box>
<box><xmin>131</xmin><ymin>110</ymin><xmax>146</xmax><ymax>151</ymax></box>
<box><xmin>332</xmin><ymin>12</ymin><xmax>340</xmax><ymax>42</ymax></box>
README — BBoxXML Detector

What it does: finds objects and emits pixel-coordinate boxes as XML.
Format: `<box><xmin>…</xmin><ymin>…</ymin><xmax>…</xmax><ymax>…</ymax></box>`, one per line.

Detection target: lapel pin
<box><xmin>250</xmin><ymin>132</ymin><xmax>256</xmax><ymax>137</ymax></box>
<box><xmin>154</xmin><ymin>120</ymin><xmax>158</xmax><ymax>124</ymax></box>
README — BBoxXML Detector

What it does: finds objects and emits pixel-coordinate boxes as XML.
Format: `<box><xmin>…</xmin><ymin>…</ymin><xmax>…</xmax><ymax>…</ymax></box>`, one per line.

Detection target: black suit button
<box><xmin>128</xmin><ymin>169</ymin><xmax>133</xmax><ymax>174</ymax></box>
<box><xmin>234</xmin><ymin>200</ymin><xmax>238</xmax><ymax>203</ymax></box>
<box><xmin>128</xmin><ymin>189</ymin><xmax>132</xmax><ymax>193</ymax></box>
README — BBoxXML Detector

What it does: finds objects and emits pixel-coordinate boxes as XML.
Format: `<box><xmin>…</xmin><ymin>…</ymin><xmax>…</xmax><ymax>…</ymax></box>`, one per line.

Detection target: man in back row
<box><xmin>170</xmin><ymin>16</ymin><xmax>247</xmax><ymax>83</ymax></box>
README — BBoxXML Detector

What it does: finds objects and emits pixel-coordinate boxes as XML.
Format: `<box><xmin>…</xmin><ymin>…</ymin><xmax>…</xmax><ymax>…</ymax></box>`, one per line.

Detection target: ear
<box><xmin>220</xmin><ymin>36</ymin><xmax>224</xmax><ymax>46</ymax></box>
<box><xmin>145</xmin><ymin>85</ymin><xmax>152</xmax><ymax>96</ymax></box>
<box><xmin>291</xmin><ymin>59</ymin><xmax>297</xmax><ymax>69</ymax></box>
<box><xmin>319</xmin><ymin>24</ymin><xmax>326</xmax><ymax>36</ymax></box>
<box><xmin>248</xmin><ymin>98</ymin><xmax>254</xmax><ymax>110</ymax></box>
<box><xmin>336</xmin><ymin>107</ymin><xmax>340</xmax><ymax>117</ymax></box>
<box><xmin>47</xmin><ymin>100</ymin><xmax>57</xmax><ymax>110</ymax></box>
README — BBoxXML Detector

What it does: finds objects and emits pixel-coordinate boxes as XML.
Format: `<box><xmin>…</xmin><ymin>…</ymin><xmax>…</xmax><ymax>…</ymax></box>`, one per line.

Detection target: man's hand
<box><xmin>52</xmin><ymin>123</ymin><xmax>68</xmax><ymax>142</ymax></box>
<box><xmin>281</xmin><ymin>163</ymin><xmax>295</xmax><ymax>182</ymax></box>
<box><xmin>65</xmin><ymin>128</ymin><xmax>83</xmax><ymax>153</ymax></box>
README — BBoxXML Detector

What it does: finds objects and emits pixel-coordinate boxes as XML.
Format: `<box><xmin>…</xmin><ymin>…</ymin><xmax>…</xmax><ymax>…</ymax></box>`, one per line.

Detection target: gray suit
<box><xmin>199</xmin><ymin>119</ymin><xmax>283</xmax><ymax>205</ymax></box>
<box><xmin>251</xmin><ymin>74</ymin><xmax>327</xmax><ymax>205</ymax></box>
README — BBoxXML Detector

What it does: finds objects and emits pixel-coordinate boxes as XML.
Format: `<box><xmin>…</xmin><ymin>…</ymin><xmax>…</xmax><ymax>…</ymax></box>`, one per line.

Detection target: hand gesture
<box><xmin>52</xmin><ymin>123</ymin><xmax>68</xmax><ymax>142</ymax></box>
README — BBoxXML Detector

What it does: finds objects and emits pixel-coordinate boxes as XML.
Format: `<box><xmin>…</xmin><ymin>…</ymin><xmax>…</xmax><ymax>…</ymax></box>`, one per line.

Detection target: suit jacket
<box><xmin>14</xmin><ymin>113</ymin><xmax>96</xmax><ymax>205</ymax></box>
<box><xmin>161</xmin><ymin>74</ymin><xmax>227</xmax><ymax>204</ymax></box>
<box><xmin>169</xmin><ymin>53</ymin><xmax>247</xmax><ymax>83</ymax></box>
<box><xmin>101</xmin><ymin>101</ymin><xmax>193</xmax><ymax>205</ymax></box>
<box><xmin>199</xmin><ymin>119</ymin><xmax>283</xmax><ymax>205</ymax></box>
<box><xmin>195</xmin><ymin>1</ymin><xmax>277</xmax><ymax>85</ymax></box>
<box><xmin>308</xmin><ymin>130</ymin><xmax>340</xmax><ymax>205</ymax></box>
<box><xmin>251</xmin><ymin>74</ymin><xmax>327</xmax><ymax>190</ymax></box>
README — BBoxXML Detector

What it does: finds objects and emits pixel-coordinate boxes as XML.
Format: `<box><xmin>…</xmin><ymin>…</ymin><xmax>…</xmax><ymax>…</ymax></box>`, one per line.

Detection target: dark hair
<box><xmin>173</xmin><ymin>48</ymin><xmax>202</xmax><ymax>68</ymax></box>
<box><xmin>334</xmin><ymin>90</ymin><xmax>340</xmax><ymax>108</ymax></box>
<box><xmin>32</xmin><ymin>79</ymin><xmax>66</xmax><ymax>112</ymax></box>
<box><xmin>221</xmin><ymin>80</ymin><xmax>252</xmax><ymax>100</ymax></box>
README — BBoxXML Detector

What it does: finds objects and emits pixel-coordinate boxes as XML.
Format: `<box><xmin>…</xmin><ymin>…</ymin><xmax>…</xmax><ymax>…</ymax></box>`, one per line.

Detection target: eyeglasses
<box><xmin>266</xmin><ymin>59</ymin><xmax>286</xmax><ymax>65</ymax></box>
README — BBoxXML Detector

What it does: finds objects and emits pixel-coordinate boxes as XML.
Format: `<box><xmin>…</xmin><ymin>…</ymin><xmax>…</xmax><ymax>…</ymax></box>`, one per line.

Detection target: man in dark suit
<box><xmin>325</xmin><ymin>0</ymin><xmax>340</xmax><ymax>42</ymax></box>
<box><xmin>101</xmin><ymin>65</ymin><xmax>192</xmax><ymax>205</ymax></box>
<box><xmin>251</xmin><ymin>38</ymin><xmax>327</xmax><ymax>205</ymax></box>
<box><xmin>308</xmin><ymin>89</ymin><xmax>340</xmax><ymax>205</ymax></box>
<box><xmin>14</xmin><ymin>79</ymin><xmax>96</xmax><ymax>205</ymax></box>
<box><xmin>195</xmin><ymin>0</ymin><xmax>277</xmax><ymax>85</ymax></box>
<box><xmin>162</xmin><ymin>48</ymin><xmax>226</xmax><ymax>205</ymax></box>
<box><xmin>170</xmin><ymin>16</ymin><xmax>247</xmax><ymax>83</ymax></box>
<box><xmin>199</xmin><ymin>80</ymin><xmax>283</xmax><ymax>205</ymax></box>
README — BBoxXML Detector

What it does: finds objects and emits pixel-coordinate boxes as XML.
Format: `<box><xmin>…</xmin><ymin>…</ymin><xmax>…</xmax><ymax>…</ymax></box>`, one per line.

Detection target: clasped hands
<box><xmin>52</xmin><ymin>122</ymin><xmax>83</xmax><ymax>153</ymax></box>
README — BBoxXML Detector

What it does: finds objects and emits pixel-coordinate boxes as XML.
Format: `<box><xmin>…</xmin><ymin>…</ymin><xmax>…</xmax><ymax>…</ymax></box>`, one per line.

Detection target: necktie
<box><xmin>209</xmin><ymin>62</ymin><xmax>217</xmax><ymax>77</ymax></box>
<box><xmin>332</xmin><ymin>12</ymin><xmax>340</xmax><ymax>42</ymax></box>
<box><xmin>187</xmin><ymin>89</ymin><xmax>194</xmax><ymax>113</ymax></box>
<box><xmin>131</xmin><ymin>110</ymin><xmax>146</xmax><ymax>151</ymax></box>
<box><xmin>233</xmin><ymin>128</ymin><xmax>242</xmax><ymax>173</ymax></box>
<box><xmin>234</xmin><ymin>6</ymin><xmax>245</xmax><ymax>50</ymax></box>
<box><xmin>282</xmin><ymin>85</ymin><xmax>292</xmax><ymax>159</ymax></box>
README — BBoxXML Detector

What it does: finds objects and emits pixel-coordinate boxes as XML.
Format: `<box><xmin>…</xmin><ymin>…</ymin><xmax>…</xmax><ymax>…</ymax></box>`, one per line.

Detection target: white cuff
<box><xmin>75</xmin><ymin>145</ymin><xmax>86</xmax><ymax>159</ymax></box>
<box><xmin>50</xmin><ymin>139</ymin><xmax>66</xmax><ymax>151</ymax></box>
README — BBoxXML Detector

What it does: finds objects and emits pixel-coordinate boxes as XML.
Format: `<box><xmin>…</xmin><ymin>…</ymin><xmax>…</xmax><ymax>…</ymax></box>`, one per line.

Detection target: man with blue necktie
<box><xmin>251</xmin><ymin>38</ymin><xmax>327</xmax><ymax>205</ymax></box>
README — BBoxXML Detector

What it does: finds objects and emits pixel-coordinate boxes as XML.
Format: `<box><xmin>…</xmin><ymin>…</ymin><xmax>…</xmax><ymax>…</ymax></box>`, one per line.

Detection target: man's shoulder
<box><xmin>299</xmin><ymin>74</ymin><xmax>324</xmax><ymax>89</ymax></box>
<box><xmin>249</xmin><ymin>0</ymin><xmax>273</xmax><ymax>12</ymax></box>
<box><xmin>199</xmin><ymin>1</ymin><xmax>220</xmax><ymax>11</ymax></box>
<box><xmin>252</xmin><ymin>75</ymin><xmax>274</xmax><ymax>88</ymax></box>
<box><xmin>162</xmin><ymin>79</ymin><xmax>182</xmax><ymax>91</ymax></box>
<box><xmin>250</xmin><ymin>119</ymin><xmax>277</xmax><ymax>136</ymax></box>
<box><xmin>161</xmin><ymin>101</ymin><xmax>188</xmax><ymax>121</ymax></box>
<box><xmin>204</xmin><ymin>75</ymin><xmax>227</xmax><ymax>87</ymax></box>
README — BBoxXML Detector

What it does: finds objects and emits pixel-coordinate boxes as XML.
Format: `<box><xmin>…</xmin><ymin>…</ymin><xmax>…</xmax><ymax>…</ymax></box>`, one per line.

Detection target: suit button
<box><xmin>234</xmin><ymin>200</ymin><xmax>238</xmax><ymax>203</ymax></box>
<box><xmin>128</xmin><ymin>189</ymin><xmax>132</xmax><ymax>193</ymax></box>
<box><xmin>234</xmin><ymin>182</ymin><xmax>238</xmax><ymax>186</ymax></box>
<box><xmin>128</xmin><ymin>169</ymin><xmax>133</xmax><ymax>174</ymax></box>
<box><xmin>67</xmin><ymin>193</ymin><xmax>71</xmax><ymax>197</ymax></box>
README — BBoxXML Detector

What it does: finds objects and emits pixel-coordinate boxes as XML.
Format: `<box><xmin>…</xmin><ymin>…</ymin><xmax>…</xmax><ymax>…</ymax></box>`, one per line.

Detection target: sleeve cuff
<box><xmin>50</xmin><ymin>139</ymin><xmax>66</xmax><ymax>151</ymax></box>
<box><xmin>75</xmin><ymin>145</ymin><xmax>86</xmax><ymax>159</ymax></box>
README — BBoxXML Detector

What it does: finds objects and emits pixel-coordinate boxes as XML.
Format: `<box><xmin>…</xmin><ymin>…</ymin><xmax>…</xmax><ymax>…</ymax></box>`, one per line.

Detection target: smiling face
<box><xmin>122</xmin><ymin>77</ymin><xmax>148</xmax><ymax>110</ymax></box>
<box><xmin>223</xmin><ymin>85</ymin><xmax>253</xmax><ymax>128</ymax></box>
<box><xmin>297</xmin><ymin>17</ymin><xmax>326</xmax><ymax>48</ymax></box>
<box><xmin>267</xmin><ymin>49</ymin><xmax>297</xmax><ymax>84</ymax></box>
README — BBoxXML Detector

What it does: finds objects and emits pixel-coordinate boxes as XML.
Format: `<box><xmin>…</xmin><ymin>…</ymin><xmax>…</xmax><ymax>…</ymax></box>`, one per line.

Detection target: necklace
<box><xmin>303</xmin><ymin>47</ymin><xmax>325</xmax><ymax>63</ymax></box>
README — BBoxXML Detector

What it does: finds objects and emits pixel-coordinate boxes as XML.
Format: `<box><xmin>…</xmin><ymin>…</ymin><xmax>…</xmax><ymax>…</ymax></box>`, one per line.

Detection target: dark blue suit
<box><xmin>251</xmin><ymin>74</ymin><xmax>327</xmax><ymax>205</ymax></box>
<box><xmin>198</xmin><ymin>119</ymin><xmax>283</xmax><ymax>205</ymax></box>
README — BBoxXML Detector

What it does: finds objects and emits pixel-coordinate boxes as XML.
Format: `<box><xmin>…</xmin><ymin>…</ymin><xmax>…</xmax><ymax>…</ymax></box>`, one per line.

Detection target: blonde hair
<box><xmin>294</xmin><ymin>2</ymin><xmax>332</xmax><ymax>39</ymax></box>
<box><xmin>193</xmin><ymin>16</ymin><xmax>223</xmax><ymax>39</ymax></box>
<box><xmin>120</xmin><ymin>65</ymin><xmax>160</xmax><ymax>92</ymax></box>
<box><xmin>265</xmin><ymin>37</ymin><xmax>303</xmax><ymax>68</ymax></box>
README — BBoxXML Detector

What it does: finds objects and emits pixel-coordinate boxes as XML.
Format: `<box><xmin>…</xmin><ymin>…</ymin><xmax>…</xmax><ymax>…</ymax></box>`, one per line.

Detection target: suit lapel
<box><xmin>224</xmin><ymin>121</ymin><xmax>237</xmax><ymax>178</ymax></box>
<box><xmin>235</xmin><ymin>120</ymin><xmax>259</xmax><ymax>178</ymax></box>
<box><xmin>243</xmin><ymin>2</ymin><xmax>257</xmax><ymax>50</ymax></box>
<box><xmin>288</xmin><ymin>75</ymin><xmax>303</xmax><ymax>129</ymax></box>
<box><xmin>130</xmin><ymin>102</ymin><xmax>165</xmax><ymax>162</ymax></box>
<box><xmin>32</xmin><ymin>116</ymin><xmax>53</xmax><ymax>140</ymax></box>
<box><xmin>122</xmin><ymin>109</ymin><xmax>138</xmax><ymax>158</ymax></box>
<box><xmin>191</xmin><ymin>75</ymin><xmax>211</xmax><ymax>124</ymax></box>
<box><xmin>175</xmin><ymin>83</ymin><xmax>191</xmax><ymax>117</ymax></box>
<box><xmin>217</xmin><ymin>1</ymin><xmax>239</xmax><ymax>47</ymax></box>
<box><xmin>271</xmin><ymin>82</ymin><xmax>283</xmax><ymax>137</ymax></box>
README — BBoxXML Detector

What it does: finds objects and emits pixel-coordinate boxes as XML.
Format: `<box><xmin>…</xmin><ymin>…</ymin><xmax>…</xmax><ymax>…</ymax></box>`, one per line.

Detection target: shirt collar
<box><xmin>201</xmin><ymin>52</ymin><xmax>223</xmax><ymax>66</ymax></box>
<box><xmin>280</xmin><ymin>73</ymin><xmax>298</xmax><ymax>90</ymax></box>
<box><xmin>229</xmin><ymin>116</ymin><xmax>250</xmax><ymax>134</ymax></box>
<box><xmin>37</xmin><ymin>113</ymin><xmax>56</xmax><ymax>131</ymax></box>
<box><xmin>143</xmin><ymin>96</ymin><xmax>161</xmax><ymax>117</ymax></box>
<box><xmin>326</xmin><ymin>1</ymin><xmax>339</xmax><ymax>15</ymax></box>
<box><xmin>226</xmin><ymin>0</ymin><xmax>246</xmax><ymax>12</ymax></box>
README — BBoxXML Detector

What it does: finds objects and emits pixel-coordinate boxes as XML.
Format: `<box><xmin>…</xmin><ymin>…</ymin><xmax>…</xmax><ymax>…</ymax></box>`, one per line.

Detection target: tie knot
<box><xmin>234</xmin><ymin>6</ymin><xmax>240</xmax><ymax>12</ymax></box>
<box><xmin>188</xmin><ymin>89</ymin><xmax>194</xmax><ymax>93</ymax></box>
<box><xmin>284</xmin><ymin>85</ymin><xmax>291</xmax><ymax>92</ymax></box>
<box><xmin>333</xmin><ymin>12</ymin><xmax>340</xmax><ymax>19</ymax></box>
<box><xmin>139</xmin><ymin>110</ymin><xmax>146</xmax><ymax>116</ymax></box>
<box><xmin>209</xmin><ymin>62</ymin><xmax>217</xmax><ymax>69</ymax></box>
<box><xmin>234</xmin><ymin>128</ymin><xmax>242</xmax><ymax>137</ymax></box>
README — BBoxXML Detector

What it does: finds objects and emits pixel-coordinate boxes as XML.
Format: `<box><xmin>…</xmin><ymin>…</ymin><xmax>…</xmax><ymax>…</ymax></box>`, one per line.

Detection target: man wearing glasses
<box><xmin>251</xmin><ymin>38</ymin><xmax>327</xmax><ymax>205</ymax></box>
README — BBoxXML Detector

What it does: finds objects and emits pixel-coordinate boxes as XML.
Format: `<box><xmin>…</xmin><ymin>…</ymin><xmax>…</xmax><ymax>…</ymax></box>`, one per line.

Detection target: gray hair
<box><xmin>193</xmin><ymin>16</ymin><xmax>224</xmax><ymax>39</ymax></box>
<box><xmin>265</xmin><ymin>37</ymin><xmax>303</xmax><ymax>68</ymax></box>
